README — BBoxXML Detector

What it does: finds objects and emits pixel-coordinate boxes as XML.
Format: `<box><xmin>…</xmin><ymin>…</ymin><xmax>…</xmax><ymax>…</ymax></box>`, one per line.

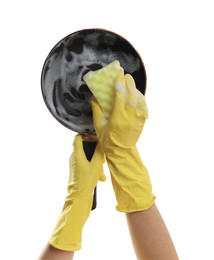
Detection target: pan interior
<box><xmin>41</xmin><ymin>29</ymin><xmax>146</xmax><ymax>134</ymax></box>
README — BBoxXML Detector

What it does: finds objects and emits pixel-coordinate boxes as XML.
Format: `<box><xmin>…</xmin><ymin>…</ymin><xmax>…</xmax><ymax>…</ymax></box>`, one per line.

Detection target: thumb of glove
<box><xmin>99</xmin><ymin>170</ymin><xmax>106</xmax><ymax>182</ymax></box>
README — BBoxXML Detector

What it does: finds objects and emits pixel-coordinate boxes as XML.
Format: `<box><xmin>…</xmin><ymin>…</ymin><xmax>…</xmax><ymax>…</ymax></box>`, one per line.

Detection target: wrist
<box><xmin>105</xmin><ymin>145</ymin><xmax>146</xmax><ymax>179</ymax></box>
<box><xmin>104</xmin><ymin>145</ymin><xmax>140</xmax><ymax>160</ymax></box>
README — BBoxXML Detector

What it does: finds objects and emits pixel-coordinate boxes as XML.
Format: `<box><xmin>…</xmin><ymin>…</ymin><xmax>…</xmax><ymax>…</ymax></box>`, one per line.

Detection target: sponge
<box><xmin>83</xmin><ymin>60</ymin><xmax>124</xmax><ymax>120</ymax></box>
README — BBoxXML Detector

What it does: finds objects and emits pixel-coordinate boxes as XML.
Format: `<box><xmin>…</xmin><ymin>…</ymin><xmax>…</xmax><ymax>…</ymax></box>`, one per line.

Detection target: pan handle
<box><xmin>82</xmin><ymin>141</ymin><xmax>97</xmax><ymax>210</ymax></box>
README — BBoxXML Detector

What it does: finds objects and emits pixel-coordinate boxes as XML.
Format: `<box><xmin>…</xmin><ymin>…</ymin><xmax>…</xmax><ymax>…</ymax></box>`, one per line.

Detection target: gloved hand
<box><xmin>49</xmin><ymin>134</ymin><xmax>106</xmax><ymax>251</ymax></box>
<box><xmin>92</xmin><ymin>74</ymin><xmax>156</xmax><ymax>212</ymax></box>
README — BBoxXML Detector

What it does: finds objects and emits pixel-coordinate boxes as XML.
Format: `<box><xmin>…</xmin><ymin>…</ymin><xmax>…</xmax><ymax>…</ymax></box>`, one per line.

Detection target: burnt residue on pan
<box><xmin>41</xmin><ymin>29</ymin><xmax>146</xmax><ymax>134</ymax></box>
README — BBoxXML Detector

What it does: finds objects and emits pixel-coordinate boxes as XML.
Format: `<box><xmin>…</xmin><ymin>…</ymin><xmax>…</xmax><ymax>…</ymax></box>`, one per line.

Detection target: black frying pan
<box><xmin>41</xmin><ymin>28</ymin><xmax>147</xmax><ymax>209</ymax></box>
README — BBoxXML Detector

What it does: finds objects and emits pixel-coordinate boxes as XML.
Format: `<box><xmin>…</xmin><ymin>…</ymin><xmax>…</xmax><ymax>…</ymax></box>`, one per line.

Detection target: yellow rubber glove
<box><xmin>49</xmin><ymin>134</ymin><xmax>106</xmax><ymax>251</ymax></box>
<box><xmin>92</xmin><ymin>74</ymin><xmax>156</xmax><ymax>212</ymax></box>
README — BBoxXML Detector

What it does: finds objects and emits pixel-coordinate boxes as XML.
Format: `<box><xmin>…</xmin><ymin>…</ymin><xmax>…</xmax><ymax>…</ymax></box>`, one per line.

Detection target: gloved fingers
<box><xmin>110</xmin><ymin>75</ymin><xmax>126</xmax><ymax>120</ymax></box>
<box><xmin>96</xmin><ymin>144</ymin><xmax>106</xmax><ymax>182</ymax></box>
<box><xmin>68</xmin><ymin>134</ymin><xmax>106</xmax><ymax>195</ymax></box>
<box><xmin>99</xmin><ymin>171</ymin><xmax>107</xmax><ymax>182</ymax></box>
<box><xmin>124</xmin><ymin>74</ymin><xmax>139</xmax><ymax>108</ymax></box>
<box><xmin>91</xmin><ymin>96</ymin><xmax>104</xmax><ymax>132</ymax></box>
<box><xmin>72</xmin><ymin>134</ymin><xmax>83</xmax><ymax>161</ymax></box>
<box><xmin>136</xmin><ymin>94</ymin><xmax>149</xmax><ymax>118</ymax></box>
<box><xmin>124</xmin><ymin>74</ymin><xmax>149</xmax><ymax>119</ymax></box>
<box><xmin>114</xmin><ymin>74</ymin><xmax>126</xmax><ymax>96</ymax></box>
<box><xmin>90</xmin><ymin>142</ymin><xmax>106</xmax><ymax>165</ymax></box>
<box><xmin>72</xmin><ymin>134</ymin><xmax>105</xmax><ymax>167</ymax></box>
<box><xmin>72</xmin><ymin>134</ymin><xmax>92</xmax><ymax>164</ymax></box>
<box><xmin>124</xmin><ymin>73</ymin><xmax>136</xmax><ymax>87</ymax></box>
<box><xmin>73</xmin><ymin>133</ymin><xmax>82</xmax><ymax>147</ymax></box>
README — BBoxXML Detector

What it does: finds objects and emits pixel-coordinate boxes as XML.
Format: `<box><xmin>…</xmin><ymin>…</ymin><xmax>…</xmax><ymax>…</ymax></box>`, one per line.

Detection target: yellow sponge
<box><xmin>83</xmin><ymin>60</ymin><xmax>124</xmax><ymax>119</ymax></box>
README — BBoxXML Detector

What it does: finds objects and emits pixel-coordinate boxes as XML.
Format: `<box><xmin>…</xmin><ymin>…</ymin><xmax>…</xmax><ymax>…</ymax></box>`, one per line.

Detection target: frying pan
<box><xmin>41</xmin><ymin>28</ymin><xmax>147</xmax><ymax>209</ymax></box>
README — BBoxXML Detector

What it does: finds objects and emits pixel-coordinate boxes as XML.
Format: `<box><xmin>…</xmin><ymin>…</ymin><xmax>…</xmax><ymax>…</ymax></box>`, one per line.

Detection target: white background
<box><xmin>0</xmin><ymin>0</ymin><xmax>214</xmax><ymax>259</ymax></box>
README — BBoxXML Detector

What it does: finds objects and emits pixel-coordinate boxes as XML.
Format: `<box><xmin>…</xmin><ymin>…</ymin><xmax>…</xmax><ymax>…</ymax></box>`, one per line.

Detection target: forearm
<box><xmin>126</xmin><ymin>203</ymin><xmax>179</xmax><ymax>260</ymax></box>
<box><xmin>48</xmin><ymin>193</ymin><xmax>93</xmax><ymax>251</ymax></box>
<box><xmin>106</xmin><ymin>146</ymin><xmax>155</xmax><ymax>212</ymax></box>
<box><xmin>39</xmin><ymin>244</ymin><xmax>74</xmax><ymax>260</ymax></box>
<box><xmin>39</xmin><ymin>186</ymin><xmax>93</xmax><ymax>259</ymax></box>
